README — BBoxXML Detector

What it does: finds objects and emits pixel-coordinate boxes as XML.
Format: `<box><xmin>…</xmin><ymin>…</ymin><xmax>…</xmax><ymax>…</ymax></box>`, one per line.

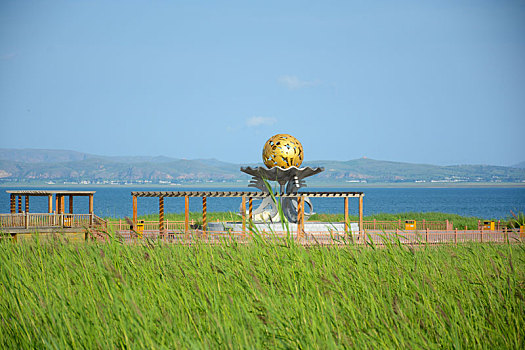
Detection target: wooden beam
<box><xmin>132</xmin><ymin>195</ymin><xmax>137</xmax><ymax>227</ymax></box>
<box><xmin>48</xmin><ymin>195</ymin><xmax>53</xmax><ymax>214</ymax></box>
<box><xmin>159</xmin><ymin>196</ymin><xmax>165</xmax><ymax>236</ymax></box>
<box><xmin>10</xmin><ymin>194</ymin><xmax>15</xmax><ymax>214</ymax></box>
<box><xmin>344</xmin><ymin>197</ymin><xmax>349</xmax><ymax>233</ymax></box>
<box><xmin>25</xmin><ymin>195</ymin><xmax>29</xmax><ymax>213</ymax></box>
<box><xmin>359</xmin><ymin>195</ymin><xmax>364</xmax><ymax>235</ymax></box>
<box><xmin>241</xmin><ymin>196</ymin><xmax>246</xmax><ymax>235</ymax></box>
<box><xmin>131</xmin><ymin>190</ymin><xmax>364</xmax><ymax>198</ymax></box>
<box><xmin>55</xmin><ymin>195</ymin><xmax>58</xmax><ymax>214</ymax></box>
<box><xmin>184</xmin><ymin>195</ymin><xmax>189</xmax><ymax>233</ymax></box>
<box><xmin>69</xmin><ymin>195</ymin><xmax>74</xmax><ymax>214</ymax></box>
<box><xmin>17</xmin><ymin>195</ymin><xmax>22</xmax><ymax>213</ymax></box>
<box><xmin>202</xmin><ymin>196</ymin><xmax>207</xmax><ymax>234</ymax></box>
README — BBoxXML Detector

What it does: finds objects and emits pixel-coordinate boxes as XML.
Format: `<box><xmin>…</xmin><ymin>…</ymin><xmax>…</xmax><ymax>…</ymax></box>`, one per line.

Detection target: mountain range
<box><xmin>1</xmin><ymin>148</ymin><xmax>524</xmax><ymax>185</ymax></box>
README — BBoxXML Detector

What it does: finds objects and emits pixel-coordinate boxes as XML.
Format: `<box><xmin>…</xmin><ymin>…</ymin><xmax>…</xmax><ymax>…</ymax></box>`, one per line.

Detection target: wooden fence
<box><xmin>0</xmin><ymin>213</ymin><xmax>93</xmax><ymax>229</ymax></box>
<box><xmin>107</xmin><ymin>219</ymin><xmax>187</xmax><ymax>232</ymax></box>
<box><xmin>361</xmin><ymin>219</ymin><xmax>451</xmax><ymax>231</ymax></box>
<box><xmin>106</xmin><ymin>219</ymin><xmax>453</xmax><ymax>232</ymax></box>
<box><xmin>107</xmin><ymin>228</ymin><xmax>521</xmax><ymax>245</ymax></box>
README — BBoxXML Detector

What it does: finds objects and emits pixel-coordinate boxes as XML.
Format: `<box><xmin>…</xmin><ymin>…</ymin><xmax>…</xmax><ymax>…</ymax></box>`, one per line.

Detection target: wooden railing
<box><xmin>107</xmin><ymin>220</ymin><xmax>187</xmax><ymax>232</ymax></box>
<box><xmin>361</xmin><ymin>219</ymin><xmax>452</xmax><ymax>231</ymax></box>
<box><xmin>477</xmin><ymin>220</ymin><xmax>507</xmax><ymax>231</ymax></box>
<box><xmin>106</xmin><ymin>219</ymin><xmax>453</xmax><ymax>232</ymax></box>
<box><xmin>93</xmin><ymin>215</ymin><xmax>107</xmax><ymax>229</ymax></box>
<box><xmin>0</xmin><ymin>213</ymin><xmax>94</xmax><ymax>229</ymax></box>
<box><xmin>108</xmin><ymin>228</ymin><xmax>520</xmax><ymax>245</ymax></box>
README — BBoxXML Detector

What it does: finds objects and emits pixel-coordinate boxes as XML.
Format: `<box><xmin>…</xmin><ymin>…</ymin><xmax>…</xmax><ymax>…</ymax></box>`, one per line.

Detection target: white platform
<box><xmin>207</xmin><ymin>222</ymin><xmax>359</xmax><ymax>234</ymax></box>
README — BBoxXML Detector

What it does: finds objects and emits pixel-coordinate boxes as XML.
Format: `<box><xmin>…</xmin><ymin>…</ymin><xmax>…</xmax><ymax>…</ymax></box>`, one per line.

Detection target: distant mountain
<box><xmin>304</xmin><ymin>158</ymin><xmax>525</xmax><ymax>183</ymax></box>
<box><xmin>0</xmin><ymin>149</ymin><xmax>524</xmax><ymax>184</ymax></box>
<box><xmin>0</xmin><ymin>148</ymin><xmax>93</xmax><ymax>163</ymax></box>
<box><xmin>511</xmin><ymin>161</ymin><xmax>525</xmax><ymax>169</ymax></box>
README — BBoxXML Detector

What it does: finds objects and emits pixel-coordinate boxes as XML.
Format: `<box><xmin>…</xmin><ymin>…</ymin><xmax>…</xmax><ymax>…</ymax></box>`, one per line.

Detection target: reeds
<box><xmin>0</xmin><ymin>238</ymin><xmax>523</xmax><ymax>348</ymax></box>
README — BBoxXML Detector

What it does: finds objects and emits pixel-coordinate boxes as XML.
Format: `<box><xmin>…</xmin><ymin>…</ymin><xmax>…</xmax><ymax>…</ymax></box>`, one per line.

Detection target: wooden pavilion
<box><xmin>7</xmin><ymin>190</ymin><xmax>95</xmax><ymax>216</ymax></box>
<box><xmin>131</xmin><ymin>190</ymin><xmax>364</xmax><ymax>236</ymax></box>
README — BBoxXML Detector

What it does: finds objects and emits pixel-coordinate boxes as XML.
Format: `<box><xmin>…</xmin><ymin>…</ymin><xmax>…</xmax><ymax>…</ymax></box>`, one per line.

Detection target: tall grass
<box><xmin>0</xmin><ymin>238</ymin><xmax>523</xmax><ymax>348</ymax></box>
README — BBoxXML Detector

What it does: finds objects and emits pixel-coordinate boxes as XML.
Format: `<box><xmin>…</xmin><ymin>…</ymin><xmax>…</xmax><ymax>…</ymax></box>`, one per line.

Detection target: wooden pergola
<box><xmin>6</xmin><ymin>190</ymin><xmax>95</xmax><ymax>215</ymax></box>
<box><xmin>131</xmin><ymin>190</ymin><xmax>364</xmax><ymax>235</ymax></box>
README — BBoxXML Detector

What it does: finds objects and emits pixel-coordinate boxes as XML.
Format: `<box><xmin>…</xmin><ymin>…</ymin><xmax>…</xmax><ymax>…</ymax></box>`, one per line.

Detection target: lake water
<box><xmin>1</xmin><ymin>187</ymin><xmax>524</xmax><ymax>220</ymax></box>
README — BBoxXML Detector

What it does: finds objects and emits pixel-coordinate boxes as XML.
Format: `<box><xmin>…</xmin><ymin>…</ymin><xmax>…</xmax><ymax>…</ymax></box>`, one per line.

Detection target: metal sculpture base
<box><xmin>240</xmin><ymin>166</ymin><xmax>324</xmax><ymax>223</ymax></box>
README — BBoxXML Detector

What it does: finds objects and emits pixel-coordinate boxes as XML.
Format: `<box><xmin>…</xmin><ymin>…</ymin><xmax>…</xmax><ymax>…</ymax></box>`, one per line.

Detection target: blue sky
<box><xmin>1</xmin><ymin>0</ymin><xmax>524</xmax><ymax>166</ymax></box>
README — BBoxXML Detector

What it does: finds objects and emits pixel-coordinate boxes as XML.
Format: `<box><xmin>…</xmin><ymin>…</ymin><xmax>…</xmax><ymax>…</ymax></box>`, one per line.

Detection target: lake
<box><xmin>1</xmin><ymin>186</ymin><xmax>524</xmax><ymax>220</ymax></box>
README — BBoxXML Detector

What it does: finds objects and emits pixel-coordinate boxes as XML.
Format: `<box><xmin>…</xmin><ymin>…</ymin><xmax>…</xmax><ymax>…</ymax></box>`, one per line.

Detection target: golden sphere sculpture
<box><xmin>262</xmin><ymin>134</ymin><xmax>303</xmax><ymax>169</ymax></box>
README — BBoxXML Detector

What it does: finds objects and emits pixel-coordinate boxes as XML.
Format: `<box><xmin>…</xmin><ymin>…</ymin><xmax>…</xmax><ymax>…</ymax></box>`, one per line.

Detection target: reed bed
<box><xmin>0</xmin><ymin>238</ymin><xmax>523</xmax><ymax>348</ymax></box>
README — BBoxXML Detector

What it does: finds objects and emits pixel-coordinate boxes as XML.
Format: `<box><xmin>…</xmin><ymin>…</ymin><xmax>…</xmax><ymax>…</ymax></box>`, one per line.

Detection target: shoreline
<box><xmin>1</xmin><ymin>182</ymin><xmax>525</xmax><ymax>189</ymax></box>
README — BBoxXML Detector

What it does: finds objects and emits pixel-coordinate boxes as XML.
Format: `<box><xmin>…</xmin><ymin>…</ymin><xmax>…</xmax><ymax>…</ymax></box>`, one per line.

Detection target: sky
<box><xmin>0</xmin><ymin>0</ymin><xmax>524</xmax><ymax>166</ymax></box>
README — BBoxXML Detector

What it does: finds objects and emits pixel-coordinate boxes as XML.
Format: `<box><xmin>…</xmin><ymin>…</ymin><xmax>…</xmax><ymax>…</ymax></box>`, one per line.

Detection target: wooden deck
<box><xmin>0</xmin><ymin>213</ymin><xmax>107</xmax><ymax>238</ymax></box>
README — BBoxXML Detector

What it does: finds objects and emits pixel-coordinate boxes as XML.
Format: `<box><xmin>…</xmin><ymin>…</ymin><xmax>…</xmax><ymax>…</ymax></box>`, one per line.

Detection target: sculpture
<box><xmin>241</xmin><ymin>134</ymin><xmax>324</xmax><ymax>223</ymax></box>
<box><xmin>262</xmin><ymin>134</ymin><xmax>303</xmax><ymax>169</ymax></box>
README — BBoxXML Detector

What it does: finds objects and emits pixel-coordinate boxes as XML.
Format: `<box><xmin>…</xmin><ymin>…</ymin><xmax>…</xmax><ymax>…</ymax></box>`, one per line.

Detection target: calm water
<box><xmin>1</xmin><ymin>187</ymin><xmax>524</xmax><ymax>219</ymax></box>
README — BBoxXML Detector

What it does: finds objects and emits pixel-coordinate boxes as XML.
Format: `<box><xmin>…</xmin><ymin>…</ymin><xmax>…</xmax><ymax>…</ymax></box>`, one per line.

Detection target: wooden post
<box><xmin>55</xmin><ymin>195</ymin><xmax>58</xmax><ymax>214</ymax></box>
<box><xmin>68</xmin><ymin>195</ymin><xmax>73</xmax><ymax>214</ymax></box>
<box><xmin>184</xmin><ymin>195</ymin><xmax>189</xmax><ymax>233</ymax></box>
<box><xmin>10</xmin><ymin>194</ymin><xmax>15</xmax><ymax>214</ymax></box>
<box><xmin>249</xmin><ymin>197</ymin><xmax>253</xmax><ymax>225</ymax></box>
<box><xmin>358</xmin><ymin>195</ymin><xmax>364</xmax><ymax>236</ymax></box>
<box><xmin>480</xmin><ymin>227</ymin><xmax>483</xmax><ymax>243</ymax></box>
<box><xmin>297</xmin><ymin>196</ymin><xmax>303</xmax><ymax>238</ymax></box>
<box><xmin>119</xmin><ymin>219</ymin><xmax>122</xmax><ymax>231</ymax></box>
<box><xmin>88</xmin><ymin>194</ymin><xmax>94</xmax><ymax>226</ymax></box>
<box><xmin>455</xmin><ymin>228</ymin><xmax>458</xmax><ymax>245</ymax></box>
<box><xmin>344</xmin><ymin>197</ymin><xmax>349</xmax><ymax>233</ymax></box>
<box><xmin>60</xmin><ymin>196</ymin><xmax>65</xmax><ymax>214</ymax></box>
<box><xmin>202</xmin><ymin>197</ymin><xmax>207</xmax><ymax>235</ymax></box>
<box><xmin>159</xmin><ymin>196</ymin><xmax>165</xmax><ymax>237</ymax></box>
<box><xmin>301</xmin><ymin>195</ymin><xmax>305</xmax><ymax>236</ymax></box>
<box><xmin>241</xmin><ymin>196</ymin><xmax>246</xmax><ymax>235</ymax></box>
<box><xmin>17</xmin><ymin>195</ymin><xmax>22</xmax><ymax>213</ymax></box>
<box><xmin>48</xmin><ymin>195</ymin><xmax>53</xmax><ymax>213</ymax></box>
<box><xmin>422</xmin><ymin>219</ymin><xmax>426</xmax><ymax>229</ymax></box>
<box><xmin>373</xmin><ymin>218</ymin><xmax>376</xmax><ymax>230</ymax></box>
<box><xmin>132</xmin><ymin>195</ymin><xmax>137</xmax><ymax>228</ymax></box>
<box><xmin>25</xmin><ymin>195</ymin><xmax>29</xmax><ymax>213</ymax></box>
<box><xmin>426</xmin><ymin>228</ymin><xmax>429</xmax><ymax>244</ymax></box>
<box><xmin>88</xmin><ymin>194</ymin><xmax>93</xmax><ymax>214</ymax></box>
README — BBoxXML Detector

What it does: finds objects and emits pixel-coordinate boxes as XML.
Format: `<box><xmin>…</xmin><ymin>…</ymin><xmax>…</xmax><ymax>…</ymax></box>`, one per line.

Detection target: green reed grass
<box><xmin>0</xmin><ymin>238</ymin><xmax>523</xmax><ymax>348</ymax></box>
